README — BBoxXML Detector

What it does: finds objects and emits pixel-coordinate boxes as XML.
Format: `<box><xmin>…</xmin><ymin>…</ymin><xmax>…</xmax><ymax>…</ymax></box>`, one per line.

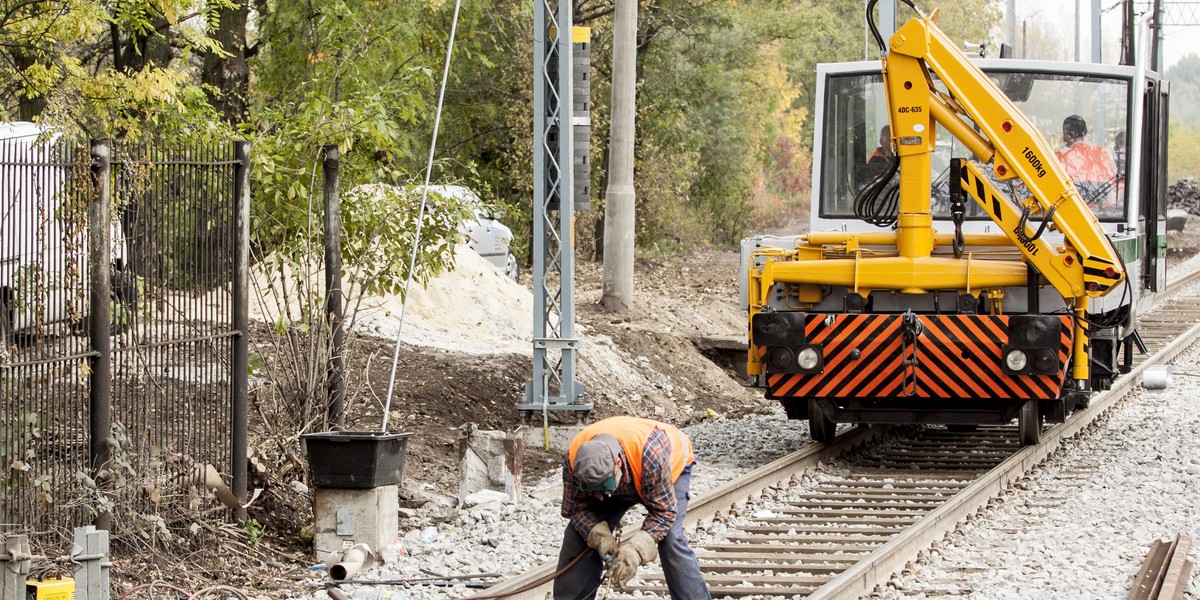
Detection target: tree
<box><xmin>1167</xmin><ymin>54</ymin><xmax>1200</xmax><ymax>128</ymax></box>
<box><xmin>1</xmin><ymin>1</ymin><xmax>229</xmax><ymax>137</ymax></box>
<box><xmin>202</xmin><ymin>0</ymin><xmax>252</xmax><ymax>124</ymax></box>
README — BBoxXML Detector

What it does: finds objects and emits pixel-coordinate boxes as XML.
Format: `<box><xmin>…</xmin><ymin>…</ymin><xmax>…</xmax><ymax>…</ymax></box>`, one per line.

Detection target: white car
<box><xmin>0</xmin><ymin>122</ymin><xmax>131</xmax><ymax>341</ymax></box>
<box><xmin>420</xmin><ymin>185</ymin><xmax>519</xmax><ymax>281</ymax></box>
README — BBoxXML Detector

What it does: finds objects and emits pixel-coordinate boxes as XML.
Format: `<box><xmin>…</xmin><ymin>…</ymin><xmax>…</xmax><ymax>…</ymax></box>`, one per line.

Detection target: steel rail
<box><xmin>1128</xmin><ymin>534</ymin><xmax>1194</xmax><ymax>600</ymax></box>
<box><xmin>807</xmin><ymin>317</ymin><xmax>1200</xmax><ymax>599</ymax></box>
<box><xmin>475</xmin><ymin>426</ymin><xmax>887</xmax><ymax>599</ymax></box>
<box><xmin>482</xmin><ymin>263</ymin><xmax>1200</xmax><ymax>599</ymax></box>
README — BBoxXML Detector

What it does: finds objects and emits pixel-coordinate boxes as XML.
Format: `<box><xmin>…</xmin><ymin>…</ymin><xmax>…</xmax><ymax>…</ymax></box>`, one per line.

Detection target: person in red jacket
<box><xmin>1055</xmin><ymin>115</ymin><xmax>1117</xmax><ymax>209</ymax></box>
<box><xmin>553</xmin><ymin>416</ymin><xmax>711</xmax><ymax>600</ymax></box>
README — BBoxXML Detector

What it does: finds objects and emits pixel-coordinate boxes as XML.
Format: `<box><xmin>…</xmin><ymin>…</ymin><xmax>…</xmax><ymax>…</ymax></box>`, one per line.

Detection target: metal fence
<box><xmin>0</xmin><ymin>132</ymin><xmax>248</xmax><ymax>545</ymax></box>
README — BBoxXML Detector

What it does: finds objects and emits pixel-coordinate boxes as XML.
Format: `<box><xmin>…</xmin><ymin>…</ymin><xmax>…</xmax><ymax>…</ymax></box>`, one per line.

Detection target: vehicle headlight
<box><xmin>1004</xmin><ymin>349</ymin><xmax>1028</xmax><ymax>372</ymax></box>
<box><xmin>1032</xmin><ymin>349</ymin><xmax>1057</xmax><ymax>373</ymax></box>
<box><xmin>797</xmin><ymin>346</ymin><xmax>821</xmax><ymax>371</ymax></box>
<box><xmin>766</xmin><ymin>347</ymin><xmax>794</xmax><ymax>372</ymax></box>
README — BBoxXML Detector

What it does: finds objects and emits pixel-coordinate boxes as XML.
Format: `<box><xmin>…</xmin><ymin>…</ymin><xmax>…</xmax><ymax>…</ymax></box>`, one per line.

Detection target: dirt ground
<box><xmin>108</xmin><ymin>203</ymin><xmax>1200</xmax><ymax>593</ymax></box>
<box><xmin>336</xmin><ymin>216</ymin><xmax>1200</xmax><ymax>501</ymax></box>
<box><xmin>329</xmin><ymin>245</ymin><xmax>769</xmax><ymax>498</ymax></box>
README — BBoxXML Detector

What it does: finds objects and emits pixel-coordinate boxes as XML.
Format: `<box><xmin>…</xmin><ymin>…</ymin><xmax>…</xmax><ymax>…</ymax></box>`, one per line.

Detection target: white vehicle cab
<box><xmin>421</xmin><ymin>185</ymin><xmax>519</xmax><ymax>281</ymax></box>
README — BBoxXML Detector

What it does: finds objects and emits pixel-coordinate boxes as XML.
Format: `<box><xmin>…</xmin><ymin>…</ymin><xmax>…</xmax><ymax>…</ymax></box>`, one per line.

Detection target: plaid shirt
<box><xmin>561</xmin><ymin>427</ymin><xmax>680</xmax><ymax>541</ymax></box>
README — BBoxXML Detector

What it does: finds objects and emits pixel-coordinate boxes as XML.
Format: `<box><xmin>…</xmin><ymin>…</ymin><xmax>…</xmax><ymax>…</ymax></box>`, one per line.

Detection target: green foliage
<box><xmin>1</xmin><ymin>0</ymin><xmax>232</xmax><ymax>139</ymax></box>
<box><xmin>405</xmin><ymin>0</ymin><xmax>536</xmax><ymax>259</ymax></box>
<box><xmin>574</xmin><ymin>0</ymin><xmax>999</xmax><ymax>249</ymax></box>
<box><xmin>1167</xmin><ymin>54</ymin><xmax>1200</xmax><ymax>129</ymax></box>
<box><xmin>1167</xmin><ymin>55</ymin><xmax>1200</xmax><ymax>181</ymax></box>
<box><xmin>1166</xmin><ymin>53</ymin><xmax>1200</xmax><ymax>180</ymax></box>
<box><xmin>1</xmin><ymin>0</ymin><xmax>1002</xmax><ymax>257</ymax></box>
<box><xmin>247</xmin><ymin>0</ymin><xmax>476</xmax><ymax>291</ymax></box>
<box><xmin>242</xmin><ymin>518</ymin><xmax>263</xmax><ymax>550</ymax></box>
<box><xmin>0</xmin><ymin>410</ymin><xmax>44</xmax><ymax>487</ymax></box>
<box><xmin>757</xmin><ymin>0</ymin><xmax>999</xmax><ymax>145</ymax></box>
<box><xmin>1168</xmin><ymin>121</ymin><xmax>1200</xmax><ymax>182</ymax></box>
<box><xmin>339</xmin><ymin>184</ymin><xmax>472</xmax><ymax>297</ymax></box>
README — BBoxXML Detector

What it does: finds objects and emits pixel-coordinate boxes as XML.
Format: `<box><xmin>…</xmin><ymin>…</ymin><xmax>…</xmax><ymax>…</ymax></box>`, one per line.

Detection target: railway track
<box><xmin>481</xmin><ymin>268</ymin><xmax>1200</xmax><ymax>599</ymax></box>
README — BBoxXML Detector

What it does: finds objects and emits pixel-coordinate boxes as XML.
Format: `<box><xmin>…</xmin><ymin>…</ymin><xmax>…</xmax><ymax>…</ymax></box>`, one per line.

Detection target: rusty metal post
<box><xmin>231</xmin><ymin>141</ymin><xmax>250</xmax><ymax>518</ymax></box>
<box><xmin>88</xmin><ymin>140</ymin><xmax>113</xmax><ymax>531</ymax></box>
<box><xmin>323</xmin><ymin>144</ymin><xmax>345</xmax><ymax>427</ymax></box>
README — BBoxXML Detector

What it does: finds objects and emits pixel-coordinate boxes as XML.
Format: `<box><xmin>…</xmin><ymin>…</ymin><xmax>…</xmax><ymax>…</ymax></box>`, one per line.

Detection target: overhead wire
<box><xmin>381</xmin><ymin>0</ymin><xmax>464</xmax><ymax>432</ymax></box>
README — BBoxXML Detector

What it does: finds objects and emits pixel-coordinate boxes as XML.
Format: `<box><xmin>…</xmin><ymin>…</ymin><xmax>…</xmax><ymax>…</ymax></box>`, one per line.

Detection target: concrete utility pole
<box><xmin>1006</xmin><ymin>0</ymin><xmax>1016</xmax><ymax>50</ymax></box>
<box><xmin>1080</xmin><ymin>0</ymin><xmax>1089</xmax><ymax>61</ymax></box>
<box><xmin>1092</xmin><ymin>0</ymin><xmax>1102</xmax><ymax>62</ymax></box>
<box><xmin>602</xmin><ymin>0</ymin><xmax>636</xmax><ymax>313</ymax></box>
<box><xmin>1151</xmin><ymin>0</ymin><xmax>1163</xmax><ymax>71</ymax></box>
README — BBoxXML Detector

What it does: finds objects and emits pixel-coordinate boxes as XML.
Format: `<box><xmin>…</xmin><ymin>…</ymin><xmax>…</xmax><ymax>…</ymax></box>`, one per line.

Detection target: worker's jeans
<box><xmin>552</xmin><ymin>463</ymin><xmax>711</xmax><ymax>600</ymax></box>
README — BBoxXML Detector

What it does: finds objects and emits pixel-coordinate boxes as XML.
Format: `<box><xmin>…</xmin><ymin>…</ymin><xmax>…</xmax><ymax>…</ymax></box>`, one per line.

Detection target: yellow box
<box><xmin>26</xmin><ymin>575</ymin><xmax>75</xmax><ymax>600</ymax></box>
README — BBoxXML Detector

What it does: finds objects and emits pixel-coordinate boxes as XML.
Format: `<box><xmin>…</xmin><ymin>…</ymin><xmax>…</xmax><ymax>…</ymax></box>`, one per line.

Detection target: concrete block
<box><xmin>458</xmin><ymin>425</ymin><xmax>524</xmax><ymax>503</ymax></box>
<box><xmin>463</xmin><ymin>489</ymin><xmax>511</xmax><ymax>508</ymax></box>
<box><xmin>1167</xmin><ymin>208</ymin><xmax>1189</xmax><ymax>233</ymax></box>
<box><xmin>313</xmin><ymin>485</ymin><xmax>398</xmax><ymax>563</ymax></box>
<box><xmin>519</xmin><ymin>423</ymin><xmax>586</xmax><ymax>454</ymax></box>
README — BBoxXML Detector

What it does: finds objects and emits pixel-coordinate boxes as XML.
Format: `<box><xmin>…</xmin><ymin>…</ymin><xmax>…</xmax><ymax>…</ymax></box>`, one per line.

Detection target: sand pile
<box><xmin>352</xmin><ymin>245</ymin><xmax>533</xmax><ymax>355</ymax></box>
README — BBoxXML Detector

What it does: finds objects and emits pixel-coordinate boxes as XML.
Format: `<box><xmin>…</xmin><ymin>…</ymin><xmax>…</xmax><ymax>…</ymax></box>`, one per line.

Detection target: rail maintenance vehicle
<box><xmin>742</xmin><ymin>0</ymin><xmax>1169</xmax><ymax>444</ymax></box>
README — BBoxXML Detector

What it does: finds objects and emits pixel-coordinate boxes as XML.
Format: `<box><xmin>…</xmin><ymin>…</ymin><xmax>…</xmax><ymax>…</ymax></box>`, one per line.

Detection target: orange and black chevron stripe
<box><xmin>760</xmin><ymin>314</ymin><xmax>1073</xmax><ymax>401</ymax></box>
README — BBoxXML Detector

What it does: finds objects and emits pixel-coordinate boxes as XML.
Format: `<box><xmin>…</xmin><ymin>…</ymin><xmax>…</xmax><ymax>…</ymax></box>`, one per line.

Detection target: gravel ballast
<box><xmin>872</xmin><ymin>342</ymin><xmax>1200</xmax><ymax>600</ymax></box>
<box><xmin>320</xmin><ymin>411</ymin><xmax>815</xmax><ymax>600</ymax></box>
<box><xmin>320</xmin><ymin>269</ymin><xmax>1200</xmax><ymax>600</ymax></box>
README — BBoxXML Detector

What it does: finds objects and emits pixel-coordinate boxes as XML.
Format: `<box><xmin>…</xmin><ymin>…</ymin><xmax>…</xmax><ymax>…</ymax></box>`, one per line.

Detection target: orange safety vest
<box><xmin>1055</xmin><ymin>143</ymin><xmax>1116</xmax><ymax>184</ymax></box>
<box><xmin>866</xmin><ymin>148</ymin><xmax>888</xmax><ymax>164</ymax></box>
<box><xmin>567</xmin><ymin>416</ymin><xmax>695</xmax><ymax>497</ymax></box>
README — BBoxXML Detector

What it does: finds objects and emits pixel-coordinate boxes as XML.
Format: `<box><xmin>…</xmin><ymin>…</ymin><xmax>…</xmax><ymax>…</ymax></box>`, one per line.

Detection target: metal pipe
<box><xmin>88</xmin><ymin>139</ymin><xmax>112</xmax><ymax>532</ymax></box>
<box><xmin>805</xmin><ymin>232</ymin><xmax>1014</xmax><ymax>247</ymax></box>
<box><xmin>330</xmin><ymin>545</ymin><xmax>373</xmax><ymax>581</ymax></box>
<box><xmin>763</xmin><ymin>255</ymin><xmax>1028</xmax><ymax>293</ymax></box>
<box><xmin>322</xmin><ymin>144</ymin><xmax>345</xmax><ymax>427</ymax></box>
<box><xmin>232</xmin><ymin>140</ymin><xmax>250</xmax><ymax>519</ymax></box>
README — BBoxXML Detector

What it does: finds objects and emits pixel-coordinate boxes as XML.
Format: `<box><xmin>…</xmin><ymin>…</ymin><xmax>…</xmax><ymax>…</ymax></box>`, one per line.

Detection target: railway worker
<box><xmin>859</xmin><ymin>124</ymin><xmax>895</xmax><ymax>189</ymax></box>
<box><xmin>1056</xmin><ymin>114</ymin><xmax>1118</xmax><ymax>209</ymax></box>
<box><xmin>553</xmin><ymin>416</ymin><xmax>711</xmax><ymax>600</ymax></box>
<box><xmin>866</xmin><ymin>124</ymin><xmax>894</xmax><ymax>167</ymax></box>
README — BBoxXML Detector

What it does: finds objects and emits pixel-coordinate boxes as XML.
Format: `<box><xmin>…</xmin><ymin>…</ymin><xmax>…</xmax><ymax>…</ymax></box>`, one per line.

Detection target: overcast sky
<box><xmin>1009</xmin><ymin>0</ymin><xmax>1198</xmax><ymax>70</ymax></box>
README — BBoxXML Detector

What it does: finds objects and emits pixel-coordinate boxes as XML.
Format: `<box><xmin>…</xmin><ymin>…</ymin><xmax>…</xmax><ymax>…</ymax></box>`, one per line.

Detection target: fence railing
<box><xmin>0</xmin><ymin>133</ymin><xmax>249</xmax><ymax>546</ymax></box>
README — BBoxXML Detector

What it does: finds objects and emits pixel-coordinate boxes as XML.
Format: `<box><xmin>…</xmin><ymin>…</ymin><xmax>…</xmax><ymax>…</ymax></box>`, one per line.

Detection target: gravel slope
<box><xmin>870</xmin><ymin>342</ymin><xmax>1200</xmax><ymax>600</ymax></box>
<box><xmin>316</xmin><ymin>262</ymin><xmax>1200</xmax><ymax>600</ymax></box>
<box><xmin>323</xmin><ymin>361</ymin><xmax>1200</xmax><ymax>600</ymax></box>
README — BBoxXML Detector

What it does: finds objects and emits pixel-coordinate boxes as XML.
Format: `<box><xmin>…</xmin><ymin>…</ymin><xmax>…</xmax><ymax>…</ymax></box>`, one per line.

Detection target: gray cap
<box><xmin>574</xmin><ymin>434</ymin><xmax>622</xmax><ymax>491</ymax></box>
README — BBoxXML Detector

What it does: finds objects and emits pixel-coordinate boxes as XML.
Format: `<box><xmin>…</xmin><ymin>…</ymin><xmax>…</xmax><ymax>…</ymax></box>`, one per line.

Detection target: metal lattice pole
<box><xmin>521</xmin><ymin>0</ymin><xmax>590</xmax><ymax>419</ymax></box>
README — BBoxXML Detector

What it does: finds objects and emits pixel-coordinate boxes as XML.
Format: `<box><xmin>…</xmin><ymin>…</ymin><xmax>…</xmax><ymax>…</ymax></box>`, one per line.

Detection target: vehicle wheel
<box><xmin>0</xmin><ymin>299</ymin><xmax>11</xmax><ymax>360</ymax></box>
<box><xmin>808</xmin><ymin>398</ymin><xmax>837</xmax><ymax>444</ymax></box>
<box><xmin>1018</xmin><ymin>400</ymin><xmax>1041</xmax><ymax>445</ymax></box>
<box><xmin>504</xmin><ymin>253</ymin><xmax>520</xmax><ymax>281</ymax></box>
<box><xmin>110</xmin><ymin>265</ymin><xmax>138</xmax><ymax>334</ymax></box>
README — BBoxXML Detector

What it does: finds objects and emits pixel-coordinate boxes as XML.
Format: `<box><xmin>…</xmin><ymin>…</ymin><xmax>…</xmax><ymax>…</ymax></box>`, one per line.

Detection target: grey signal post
<box><xmin>521</xmin><ymin>0</ymin><xmax>592</xmax><ymax>418</ymax></box>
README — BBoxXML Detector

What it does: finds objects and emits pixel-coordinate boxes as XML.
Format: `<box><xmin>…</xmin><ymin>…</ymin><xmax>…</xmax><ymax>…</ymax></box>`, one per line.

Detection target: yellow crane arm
<box><xmin>883</xmin><ymin>13</ymin><xmax>1123</xmax><ymax>300</ymax></box>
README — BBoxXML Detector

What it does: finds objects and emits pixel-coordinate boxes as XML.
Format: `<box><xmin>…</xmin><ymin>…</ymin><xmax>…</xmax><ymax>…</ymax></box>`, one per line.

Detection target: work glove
<box><xmin>608</xmin><ymin>529</ymin><xmax>658</xmax><ymax>589</ymax></box>
<box><xmin>586</xmin><ymin>522</ymin><xmax>619</xmax><ymax>560</ymax></box>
